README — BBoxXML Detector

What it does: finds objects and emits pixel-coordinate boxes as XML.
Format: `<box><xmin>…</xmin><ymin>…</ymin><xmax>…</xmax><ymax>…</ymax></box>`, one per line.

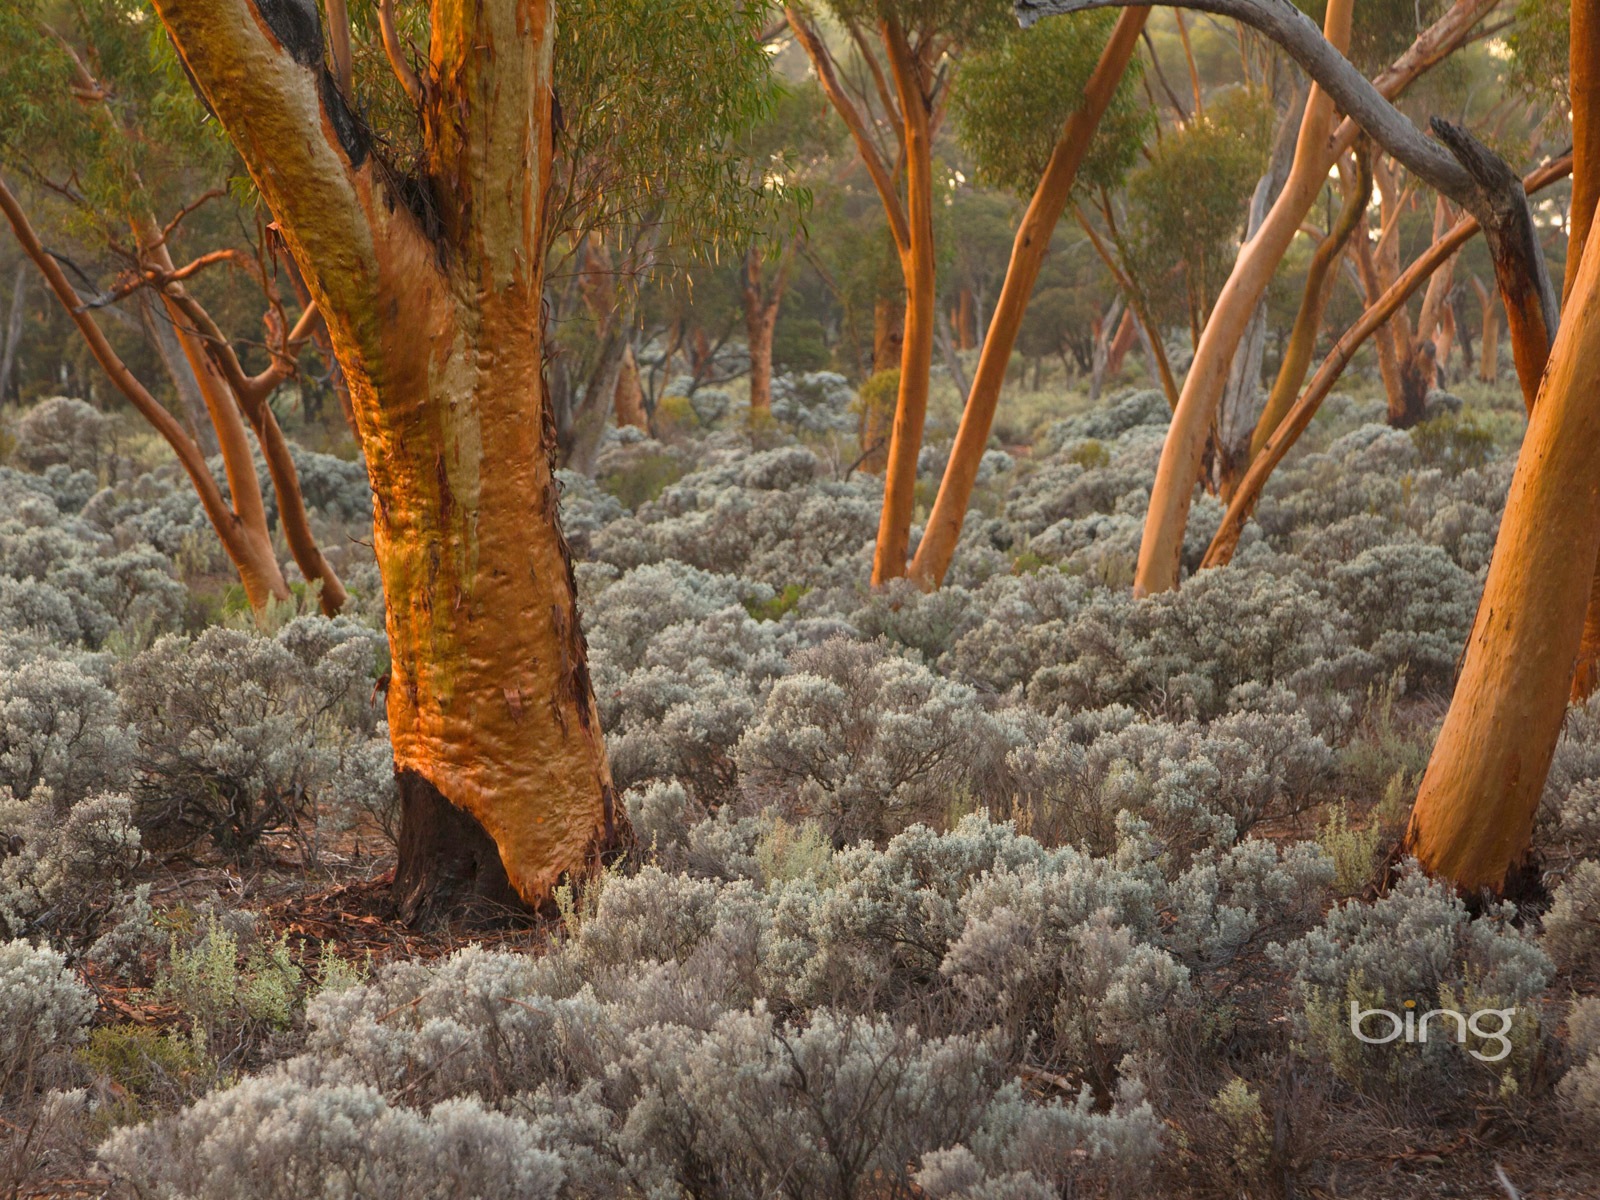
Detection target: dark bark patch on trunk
<box><xmin>253</xmin><ymin>0</ymin><xmax>324</xmax><ymax>67</ymax></box>
<box><xmin>318</xmin><ymin>68</ymin><xmax>369</xmax><ymax>168</ymax></box>
<box><xmin>392</xmin><ymin>769</ymin><xmax>533</xmax><ymax>928</ymax></box>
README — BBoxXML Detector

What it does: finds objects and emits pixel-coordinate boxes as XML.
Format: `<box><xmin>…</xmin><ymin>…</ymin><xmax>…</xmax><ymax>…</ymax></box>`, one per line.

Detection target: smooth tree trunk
<box><xmin>1132</xmin><ymin>0</ymin><xmax>1353</xmax><ymax>595</ymax></box>
<box><xmin>151</xmin><ymin>0</ymin><xmax>623</xmax><ymax>916</ymax></box>
<box><xmin>1403</xmin><ymin>226</ymin><xmax>1600</xmax><ymax>892</ymax></box>
<box><xmin>1105</xmin><ymin>305</ymin><xmax>1138</xmax><ymax>378</ymax></box>
<box><xmin>909</xmin><ymin>8</ymin><xmax>1149</xmax><ymax>588</ymax></box>
<box><xmin>0</xmin><ymin>177</ymin><xmax>288</xmax><ymax>609</ymax></box>
<box><xmin>1472</xmin><ymin>275</ymin><xmax>1499</xmax><ymax>383</ymax></box>
<box><xmin>744</xmin><ymin>241</ymin><xmax>795</xmax><ymax>419</ymax></box>
<box><xmin>871</xmin><ymin>16</ymin><xmax>937</xmax><ymax>585</ymax></box>
<box><xmin>1560</xmin><ymin>0</ymin><xmax>1600</xmax><ymax>703</ymax></box>
<box><xmin>138</xmin><ymin>288</ymin><xmax>220</xmax><ymax>455</ymax></box>
<box><xmin>1090</xmin><ymin>295</ymin><xmax>1125</xmax><ymax>401</ymax></box>
<box><xmin>1213</xmin><ymin>84</ymin><xmax>1305</xmax><ymax>498</ymax></box>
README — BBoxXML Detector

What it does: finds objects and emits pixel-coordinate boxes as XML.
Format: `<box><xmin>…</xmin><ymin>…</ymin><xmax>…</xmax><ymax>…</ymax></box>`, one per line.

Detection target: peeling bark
<box><xmin>153</xmin><ymin>0</ymin><xmax>625</xmax><ymax>912</ymax></box>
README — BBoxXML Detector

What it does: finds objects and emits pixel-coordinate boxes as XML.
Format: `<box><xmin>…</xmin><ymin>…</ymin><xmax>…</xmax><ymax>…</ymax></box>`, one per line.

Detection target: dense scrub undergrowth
<box><xmin>0</xmin><ymin>377</ymin><xmax>1595</xmax><ymax>1197</ymax></box>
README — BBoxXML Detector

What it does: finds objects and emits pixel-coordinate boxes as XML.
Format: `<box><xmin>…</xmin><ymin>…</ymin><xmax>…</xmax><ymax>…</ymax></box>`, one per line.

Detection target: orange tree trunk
<box><xmin>1472</xmin><ymin>276</ymin><xmax>1499</xmax><ymax>382</ymax></box>
<box><xmin>1132</xmin><ymin>0</ymin><xmax>1353</xmax><ymax>596</ymax></box>
<box><xmin>872</xmin><ymin>16</ymin><xmax>937</xmax><ymax>586</ymax></box>
<box><xmin>614</xmin><ymin>346</ymin><xmax>648</xmax><ymax>430</ymax></box>
<box><xmin>0</xmin><ymin>177</ymin><xmax>289</xmax><ymax>614</ymax></box>
<box><xmin>909</xmin><ymin>8</ymin><xmax>1149</xmax><ymax>589</ymax></box>
<box><xmin>1562</xmin><ymin>0</ymin><xmax>1600</xmax><ymax>703</ymax></box>
<box><xmin>743</xmin><ymin>243</ymin><xmax>791</xmax><ymax>418</ymax></box>
<box><xmin>1204</xmin><ymin>155</ymin><xmax>1572</xmax><ymax>571</ymax></box>
<box><xmin>151</xmin><ymin>0</ymin><xmax>622</xmax><ymax>917</ymax></box>
<box><xmin>1403</xmin><ymin>226</ymin><xmax>1600</xmax><ymax>891</ymax></box>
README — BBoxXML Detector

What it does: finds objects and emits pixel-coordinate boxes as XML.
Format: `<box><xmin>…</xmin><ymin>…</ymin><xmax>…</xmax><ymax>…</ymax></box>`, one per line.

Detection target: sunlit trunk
<box><xmin>1404</xmin><ymin>230</ymin><xmax>1600</xmax><ymax>891</ymax></box>
<box><xmin>153</xmin><ymin>0</ymin><xmax>622</xmax><ymax>917</ymax></box>
<box><xmin>909</xmin><ymin>8</ymin><xmax>1149</xmax><ymax>588</ymax></box>
<box><xmin>1133</xmin><ymin>0</ymin><xmax>1353</xmax><ymax>596</ymax></box>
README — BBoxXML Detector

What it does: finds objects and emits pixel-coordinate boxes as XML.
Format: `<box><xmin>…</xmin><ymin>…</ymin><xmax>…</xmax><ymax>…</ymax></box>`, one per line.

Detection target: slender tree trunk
<box><xmin>1105</xmin><ymin>305</ymin><xmax>1137</xmax><ymax>378</ymax></box>
<box><xmin>136</xmin><ymin>228</ymin><xmax>292</xmax><ymax>611</ymax></box>
<box><xmin>873</xmin><ymin>287</ymin><xmax>904</xmax><ymax>372</ymax></box>
<box><xmin>743</xmin><ymin>243</ymin><xmax>791</xmax><ymax>418</ymax></box>
<box><xmin>1403</xmin><ymin>227</ymin><xmax>1600</xmax><ymax>892</ymax></box>
<box><xmin>872</xmin><ymin>16</ymin><xmax>937</xmax><ymax>585</ymax></box>
<box><xmin>1250</xmin><ymin>149</ymin><xmax>1370</xmax><ymax>459</ymax></box>
<box><xmin>1090</xmin><ymin>295</ymin><xmax>1125</xmax><ymax>401</ymax></box>
<box><xmin>909</xmin><ymin>8</ymin><xmax>1149</xmax><ymax>588</ymax></box>
<box><xmin>1566</xmin><ymin>0</ymin><xmax>1599</xmax><ymax>305</ymax></box>
<box><xmin>135</xmin><ymin>218</ymin><xmax>346</xmax><ymax>614</ymax></box>
<box><xmin>1133</xmin><ymin>0</ymin><xmax>1353</xmax><ymax>596</ymax></box>
<box><xmin>0</xmin><ymin>262</ymin><xmax>27</xmax><ymax>404</ymax></box>
<box><xmin>152</xmin><ymin>0</ymin><xmax>623</xmax><ymax>913</ymax></box>
<box><xmin>0</xmin><ymin>177</ymin><xmax>282</xmax><ymax>608</ymax></box>
<box><xmin>1214</xmin><ymin>83</ymin><xmax>1305</xmax><ymax>498</ymax></box>
<box><xmin>957</xmin><ymin>287</ymin><xmax>976</xmax><ymax>350</ymax></box>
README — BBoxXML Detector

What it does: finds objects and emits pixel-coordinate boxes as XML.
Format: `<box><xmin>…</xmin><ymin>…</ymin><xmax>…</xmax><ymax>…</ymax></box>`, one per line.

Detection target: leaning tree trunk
<box><xmin>151</xmin><ymin>0</ymin><xmax>623</xmax><ymax>918</ymax></box>
<box><xmin>1560</xmin><ymin>0</ymin><xmax>1600</xmax><ymax>704</ymax></box>
<box><xmin>1131</xmin><ymin>0</ymin><xmax>1353</xmax><ymax>594</ymax></box>
<box><xmin>1250</xmin><ymin>148</ymin><xmax>1370</xmax><ymax>459</ymax></box>
<box><xmin>909</xmin><ymin>7</ymin><xmax>1148</xmax><ymax>589</ymax></box>
<box><xmin>1403</xmin><ymin>226</ymin><xmax>1600</xmax><ymax>892</ymax></box>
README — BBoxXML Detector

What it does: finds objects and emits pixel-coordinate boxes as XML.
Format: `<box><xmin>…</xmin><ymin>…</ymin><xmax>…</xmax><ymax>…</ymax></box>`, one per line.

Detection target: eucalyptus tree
<box><xmin>1024</xmin><ymin>0</ymin><xmax>1590</xmax><ymax>895</ymax></box>
<box><xmin>133</xmin><ymin>0</ymin><xmax>781</xmax><ymax>920</ymax></box>
<box><xmin>1023</xmin><ymin>0</ymin><xmax>1513</xmax><ymax>597</ymax></box>
<box><xmin>784</xmin><ymin>0</ymin><xmax>1014</xmax><ymax>584</ymax></box>
<box><xmin>542</xmin><ymin>0</ymin><xmax>781</xmax><ymax>469</ymax></box>
<box><xmin>908</xmin><ymin>8</ymin><xmax>1150</xmax><ymax>587</ymax></box>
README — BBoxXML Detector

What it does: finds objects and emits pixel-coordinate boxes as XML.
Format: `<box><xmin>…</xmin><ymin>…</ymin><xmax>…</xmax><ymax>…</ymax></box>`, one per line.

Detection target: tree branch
<box><xmin>785</xmin><ymin>5</ymin><xmax>911</xmax><ymax>254</ymax></box>
<box><xmin>1203</xmin><ymin>153</ymin><xmax>1573</xmax><ymax>568</ymax></box>
<box><xmin>0</xmin><ymin>175</ymin><xmax>239</xmax><ymax>542</ymax></box>
<box><xmin>1018</xmin><ymin>0</ymin><xmax>1558</xmax><ymax>389</ymax></box>
<box><xmin>378</xmin><ymin>0</ymin><xmax>423</xmax><ymax>105</ymax></box>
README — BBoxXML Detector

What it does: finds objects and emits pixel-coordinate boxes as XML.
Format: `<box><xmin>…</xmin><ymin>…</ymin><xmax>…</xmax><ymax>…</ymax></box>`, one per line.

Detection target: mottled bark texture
<box><xmin>151</xmin><ymin>0</ymin><xmax>624</xmax><ymax>912</ymax></box>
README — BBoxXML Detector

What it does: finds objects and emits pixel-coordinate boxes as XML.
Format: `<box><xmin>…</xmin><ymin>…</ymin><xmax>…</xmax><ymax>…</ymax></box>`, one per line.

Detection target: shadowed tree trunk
<box><xmin>1471</xmin><ymin>275</ymin><xmax>1498</xmax><ymax>382</ymax></box>
<box><xmin>151</xmin><ymin>0</ymin><xmax>625</xmax><ymax>915</ymax></box>
<box><xmin>0</xmin><ymin>263</ymin><xmax>28</xmax><ymax>405</ymax></box>
<box><xmin>744</xmin><ymin>240</ymin><xmax>796</xmax><ymax>418</ymax></box>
